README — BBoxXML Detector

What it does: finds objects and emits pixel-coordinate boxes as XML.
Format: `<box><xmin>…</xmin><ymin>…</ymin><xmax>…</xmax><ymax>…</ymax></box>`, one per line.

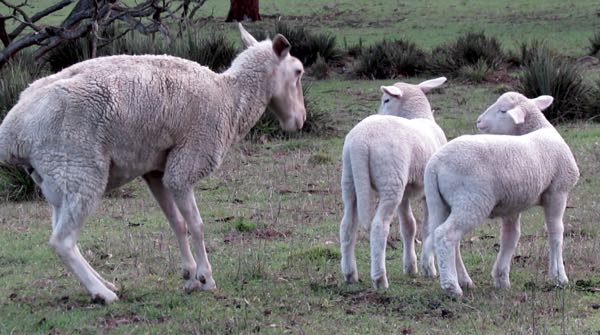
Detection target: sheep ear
<box><xmin>380</xmin><ymin>85</ymin><xmax>403</xmax><ymax>98</ymax></box>
<box><xmin>531</xmin><ymin>95</ymin><xmax>554</xmax><ymax>111</ymax></box>
<box><xmin>418</xmin><ymin>77</ymin><xmax>447</xmax><ymax>93</ymax></box>
<box><xmin>507</xmin><ymin>107</ymin><xmax>526</xmax><ymax>124</ymax></box>
<box><xmin>272</xmin><ymin>34</ymin><xmax>291</xmax><ymax>58</ymax></box>
<box><xmin>239</xmin><ymin>23</ymin><xmax>258</xmax><ymax>48</ymax></box>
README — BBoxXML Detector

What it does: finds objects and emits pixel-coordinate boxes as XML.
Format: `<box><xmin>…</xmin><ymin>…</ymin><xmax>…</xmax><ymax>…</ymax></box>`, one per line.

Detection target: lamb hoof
<box><xmin>492</xmin><ymin>277</ymin><xmax>510</xmax><ymax>289</ymax></box>
<box><xmin>404</xmin><ymin>264</ymin><xmax>418</xmax><ymax>276</ymax></box>
<box><xmin>556</xmin><ymin>276</ymin><xmax>569</xmax><ymax>288</ymax></box>
<box><xmin>91</xmin><ymin>291</ymin><xmax>118</xmax><ymax>305</ymax></box>
<box><xmin>104</xmin><ymin>281</ymin><xmax>118</xmax><ymax>292</ymax></box>
<box><xmin>372</xmin><ymin>276</ymin><xmax>389</xmax><ymax>290</ymax></box>
<box><xmin>184</xmin><ymin>277</ymin><xmax>217</xmax><ymax>293</ymax></box>
<box><xmin>344</xmin><ymin>272</ymin><xmax>358</xmax><ymax>284</ymax></box>
<box><xmin>460</xmin><ymin>279</ymin><xmax>475</xmax><ymax>290</ymax></box>
<box><xmin>420</xmin><ymin>264</ymin><xmax>437</xmax><ymax>278</ymax></box>
<box><xmin>441</xmin><ymin>283</ymin><xmax>463</xmax><ymax>298</ymax></box>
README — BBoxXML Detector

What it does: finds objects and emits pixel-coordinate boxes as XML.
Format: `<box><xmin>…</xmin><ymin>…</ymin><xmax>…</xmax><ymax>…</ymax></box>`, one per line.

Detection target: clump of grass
<box><xmin>0</xmin><ymin>54</ymin><xmax>45</xmax><ymax>116</ymax></box>
<box><xmin>0</xmin><ymin>164</ymin><xmax>39</xmax><ymax>202</ymax></box>
<box><xmin>309</xmin><ymin>55</ymin><xmax>330</xmax><ymax>80</ymax></box>
<box><xmin>516</xmin><ymin>43</ymin><xmax>592</xmax><ymax>122</ymax></box>
<box><xmin>247</xmin><ymin>84</ymin><xmax>336</xmax><ymax>141</ymax></box>
<box><xmin>457</xmin><ymin>59</ymin><xmax>491</xmax><ymax>82</ymax></box>
<box><xmin>101</xmin><ymin>30</ymin><xmax>161</xmax><ymax>56</ymax></box>
<box><xmin>308</xmin><ymin>151</ymin><xmax>334</xmax><ymax>165</ymax></box>
<box><xmin>234</xmin><ymin>218</ymin><xmax>257</xmax><ymax>232</ymax></box>
<box><xmin>172</xmin><ymin>31</ymin><xmax>238</xmax><ymax>72</ymax></box>
<box><xmin>584</xmin><ymin>78</ymin><xmax>600</xmax><ymax>120</ymax></box>
<box><xmin>354</xmin><ymin>39</ymin><xmax>428</xmax><ymax>79</ymax></box>
<box><xmin>288</xmin><ymin>246</ymin><xmax>340</xmax><ymax>264</ymax></box>
<box><xmin>44</xmin><ymin>38</ymin><xmax>90</xmax><ymax>72</ymax></box>
<box><xmin>430</xmin><ymin>31</ymin><xmax>504</xmax><ymax>75</ymax></box>
<box><xmin>588</xmin><ymin>31</ymin><xmax>600</xmax><ymax>56</ymax></box>
<box><xmin>252</xmin><ymin>22</ymin><xmax>341</xmax><ymax>66</ymax></box>
<box><xmin>346</xmin><ymin>37</ymin><xmax>364</xmax><ymax>57</ymax></box>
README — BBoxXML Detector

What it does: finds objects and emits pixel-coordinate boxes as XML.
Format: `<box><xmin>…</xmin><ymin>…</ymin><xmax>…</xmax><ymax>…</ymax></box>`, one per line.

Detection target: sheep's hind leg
<box><xmin>143</xmin><ymin>172</ymin><xmax>197</xmax><ymax>281</ymax></box>
<box><xmin>492</xmin><ymin>214</ymin><xmax>521</xmax><ymax>289</ymax></box>
<box><xmin>170</xmin><ymin>187</ymin><xmax>216</xmax><ymax>291</ymax></box>
<box><xmin>543</xmin><ymin>192</ymin><xmax>569</xmax><ymax>286</ymax></box>
<box><xmin>370</xmin><ymin>197</ymin><xmax>401</xmax><ymax>289</ymax></box>
<box><xmin>49</xmin><ymin>192</ymin><xmax>117</xmax><ymax>303</ymax></box>
<box><xmin>398</xmin><ymin>198</ymin><xmax>417</xmax><ymax>275</ymax></box>
<box><xmin>340</xmin><ymin>180</ymin><xmax>359</xmax><ymax>283</ymax></box>
<box><xmin>455</xmin><ymin>242</ymin><xmax>474</xmax><ymax>289</ymax></box>
<box><xmin>434</xmin><ymin>210</ymin><xmax>484</xmax><ymax>297</ymax></box>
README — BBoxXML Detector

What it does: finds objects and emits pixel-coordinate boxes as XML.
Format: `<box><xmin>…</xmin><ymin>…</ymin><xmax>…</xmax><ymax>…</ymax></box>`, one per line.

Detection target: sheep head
<box><xmin>238</xmin><ymin>24</ymin><xmax>306</xmax><ymax>132</ymax></box>
<box><xmin>476</xmin><ymin>92</ymin><xmax>553</xmax><ymax>135</ymax></box>
<box><xmin>377</xmin><ymin>77</ymin><xmax>446</xmax><ymax>119</ymax></box>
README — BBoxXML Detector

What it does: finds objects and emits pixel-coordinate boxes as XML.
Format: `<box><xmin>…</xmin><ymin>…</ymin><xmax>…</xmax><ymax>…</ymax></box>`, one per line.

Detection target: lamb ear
<box><xmin>239</xmin><ymin>23</ymin><xmax>258</xmax><ymax>48</ymax></box>
<box><xmin>380</xmin><ymin>85</ymin><xmax>403</xmax><ymax>98</ymax></box>
<box><xmin>272</xmin><ymin>34</ymin><xmax>291</xmax><ymax>58</ymax></box>
<box><xmin>507</xmin><ymin>107</ymin><xmax>526</xmax><ymax>124</ymax></box>
<box><xmin>418</xmin><ymin>77</ymin><xmax>447</xmax><ymax>93</ymax></box>
<box><xmin>531</xmin><ymin>95</ymin><xmax>554</xmax><ymax>111</ymax></box>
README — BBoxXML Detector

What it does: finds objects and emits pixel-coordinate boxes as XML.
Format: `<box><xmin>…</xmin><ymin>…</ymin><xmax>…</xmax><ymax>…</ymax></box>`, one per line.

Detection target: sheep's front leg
<box><xmin>171</xmin><ymin>187</ymin><xmax>216</xmax><ymax>291</ymax></box>
<box><xmin>370</xmin><ymin>199</ymin><xmax>398</xmax><ymax>289</ymax></box>
<box><xmin>543</xmin><ymin>192</ymin><xmax>569</xmax><ymax>286</ymax></box>
<box><xmin>398</xmin><ymin>198</ymin><xmax>417</xmax><ymax>275</ymax></box>
<box><xmin>492</xmin><ymin>214</ymin><xmax>521</xmax><ymax>289</ymax></box>
<box><xmin>144</xmin><ymin>173</ymin><xmax>197</xmax><ymax>280</ymax></box>
<box><xmin>340</xmin><ymin>182</ymin><xmax>359</xmax><ymax>283</ymax></box>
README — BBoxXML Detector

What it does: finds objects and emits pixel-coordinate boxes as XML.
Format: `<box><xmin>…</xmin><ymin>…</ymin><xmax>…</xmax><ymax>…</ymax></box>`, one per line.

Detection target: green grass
<box><xmin>2</xmin><ymin>0</ymin><xmax>600</xmax><ymax>334</ymax></box>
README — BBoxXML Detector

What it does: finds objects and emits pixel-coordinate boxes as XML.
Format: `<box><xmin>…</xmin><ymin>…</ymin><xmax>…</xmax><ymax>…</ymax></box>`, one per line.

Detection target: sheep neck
<box><xmin>399</xmin><ymin>96</ymin><xmax>434</xmax><ymax>121</ymax></box>
<box><xmin>516</xmin><ymin>110</ymin><xmax>554</xmax><ymax>135</ymax></box>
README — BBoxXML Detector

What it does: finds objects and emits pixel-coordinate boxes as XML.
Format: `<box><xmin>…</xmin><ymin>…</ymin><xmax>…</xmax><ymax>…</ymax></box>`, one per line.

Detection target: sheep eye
<box><xmin>384</xmin><ymin>98</ymin><xmax>390</xmax><ymax>104</ymax></box>
<box><xmin>499</xmin><ymin>110</ymin><xmax>507</xmax><ymax>113</ymax></box>
<box><xmin>295</xmin><ymin>69</ymin><xmax>302</xmax><ymax>76</ymax></box>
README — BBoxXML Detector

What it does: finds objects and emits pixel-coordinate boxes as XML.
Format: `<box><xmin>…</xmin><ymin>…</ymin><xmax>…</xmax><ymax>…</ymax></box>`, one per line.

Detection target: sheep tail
<box><xmin>423</xmin><ymin>161</ymin><xmax>449</xmax><ymax>234</ymax></box>
<box><xmin>350</xmin><ymin>147</ymin><xmax>373</xmax><ymax>231</ymax></box>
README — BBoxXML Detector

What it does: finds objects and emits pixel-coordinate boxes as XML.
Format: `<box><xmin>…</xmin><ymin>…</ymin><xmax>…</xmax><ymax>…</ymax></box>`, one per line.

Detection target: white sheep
<box><xmin>340</xmin><ymin>77</ymin><xmax>447</xmax><ymax>289</ymax></box>
<box><xmin>420</xmin><ymin>92</ymin><xmax>580</xmax><ymax>297</ymax></box>
<box><xmin>0</xmin><ymin>24</ymin><xmax>306</xmax><ymax>304</ymax></box>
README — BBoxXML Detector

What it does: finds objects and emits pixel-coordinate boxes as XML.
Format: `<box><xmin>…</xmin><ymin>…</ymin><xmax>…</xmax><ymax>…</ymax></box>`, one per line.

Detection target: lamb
<box><xmin>0</xmin><ymin>24</ymin><xmax>306</xmax><ymax>304</ymax></box>
<box><xmin>420</xmin><ymin>92</ymin><xmax>579</xmax><ymax>297</ymax></box>
<box><xmin>339</xmin><ymin>77</ymin><xmax>447</xmax><ymax>289</ymax></box>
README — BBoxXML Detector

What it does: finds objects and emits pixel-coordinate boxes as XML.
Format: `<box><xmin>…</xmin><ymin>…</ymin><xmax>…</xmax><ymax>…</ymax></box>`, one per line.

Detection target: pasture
<box><xmin>1</xmin><ymin>0</ymin><xmax>600</xmax><ymax>333</ymax></box>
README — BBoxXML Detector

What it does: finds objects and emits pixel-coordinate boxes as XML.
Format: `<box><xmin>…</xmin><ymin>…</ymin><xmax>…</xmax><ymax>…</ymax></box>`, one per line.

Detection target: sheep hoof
<box><xmin>344</xmin><ymin>272</ymin><xmax>358</xmax><ymax>284</ymax></box>
<box><xmin>372</xmin><ymin>276</ymin><xmax>389</xmax><ymax>290</ymax></box>
<box><xmin>492</xmin><ymin>277</ymin><xmax>510</xmax><ymax>289</ymax></box>
<box><xmin>420</xmin><ymin>264</ymin><xmax>437</xmax><ymax>278</ymax></box>
<box><xmin>556</xmin><ymin>276</ymin><xmax>569</xmax><ymax>288</ymax></box>
<box><xmin>184</xmin><ymin>277</ymin><xmax>217</xmax><ymax>293</ymax></box>
<box><xmin>460</xmin><ymin>279</ymin><xmax>475</xmax><ymax>290</ymax></box>
<box><xmin>91</xmin><ymin>291</ymin><xmax>118</xmax><ymax>305</ymax></box>
<box><xmin>441</xmin><ymin>283</ymin><xmax>463</xmax><ymax>298</ymax></box>
<box><xmin>104</xmin><ymin>281</ymin><xmax>118</xmax><ymax>292</ymax></box>
<box><xmin>404</xmin><ymin>264</ymin><xmax>418</xmax><ymax>276</ymax></box>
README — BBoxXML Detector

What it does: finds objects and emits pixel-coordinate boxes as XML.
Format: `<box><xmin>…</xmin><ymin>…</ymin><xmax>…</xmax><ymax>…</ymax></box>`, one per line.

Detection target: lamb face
<box><xmin>476</xmin><ymin>92</ymin><xmax>553</xmax><ymax>135</ymax></box>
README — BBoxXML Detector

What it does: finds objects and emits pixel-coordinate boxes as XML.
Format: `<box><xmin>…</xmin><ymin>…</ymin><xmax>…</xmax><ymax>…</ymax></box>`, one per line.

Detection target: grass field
<box><xmin>1</xmin><ymin>0</ymin><xmax>600</xmax><ymax>334</ymax></box>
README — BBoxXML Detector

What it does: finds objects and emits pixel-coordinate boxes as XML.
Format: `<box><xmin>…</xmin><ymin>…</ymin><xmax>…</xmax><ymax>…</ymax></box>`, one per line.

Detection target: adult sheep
<box><xmin>0</xmin><ymin>24</ymin><xmax>306</xmax><ymax>304</ymax></box>
<box><xmin>420</xmin><ymin>92</ymin><xmax>579</xmax><ymax>297</ymax></box>
<box><xmin>340</xmin><ymin>77</ymin><xmax>447</xmax><ymax>289</ymax></box>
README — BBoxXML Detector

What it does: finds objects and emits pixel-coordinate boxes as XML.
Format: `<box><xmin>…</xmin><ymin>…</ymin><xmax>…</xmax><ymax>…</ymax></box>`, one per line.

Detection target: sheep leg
<box><xmin>398</xmin><ymin>198</ymin><xmax>417</xmax><ymax>275</ymax></box>
<box><xmin>455</xmin><ymin>242</ymin><xmax>474</xmax><ymax>289</ymax></box>
<box><xmin>170</xmin><ymin>188</ymin><xmax>216</xmax><ymax>291</ymax></box>
<box><xmin>340</xmin><ymin>179</ymin><xmax>359</xmax><ymax>283</ymax></box>
<box><xmin>492</xmin><ymin>214</ymin><xmax>521</xmax><ymax>289</ymax></box>
<box><xmin>370</xmin><ymin>198</ymin><xmax>400</xmax><ymax>289</ymax></box>
<box><xmin>434</xmin><ymin>211</ymin><xmax>482</xmax><ymax>297</ymax></box>
<box><xmin>543</xmin><ymin>192</ymin><xmax>569</xmax><ymax>286</ymax></box>
<box><xmin>420</xmin><ymin>197</ymin><xmax>446</xmax><ymax>278</ymax></box>
<box><xmin>143</xmin><ymin>173</ymin><xmax>197</xmax><ymax>281</ymax></box>
<box><xmin>49</xmin><ymin>193</ymin><xmax>118</xmax><ymax>304</ymax></box>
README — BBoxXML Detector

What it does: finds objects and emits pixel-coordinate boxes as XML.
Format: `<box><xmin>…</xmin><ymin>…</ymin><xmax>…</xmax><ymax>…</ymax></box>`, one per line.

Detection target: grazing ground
<box><xmin>1</xmin><ymin>1</ymin><xmax>600</xmax><ymax>334</ymax></box>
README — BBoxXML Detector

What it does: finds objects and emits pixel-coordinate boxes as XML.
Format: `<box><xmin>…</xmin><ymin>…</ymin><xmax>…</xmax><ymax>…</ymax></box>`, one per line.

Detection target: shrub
<box><xmin>354</xmin><ymin>39</ymin><xmax>428</xmax><ymax>79</ymax></box>
<box><xmin>0</xmin><ymin>164</ymin><xmax>39</xmax><ymax>202</ymax></box>
<box><xmin>247</xmin><ymin>84</ymin><xmax>336</xmax><ymax>140</ymax></box>
<box><xmin>44</xmin><ymin>38</ymin><xmax>90</xmax><ymax>72</ymax></box>
<box><xmin>252</xmin><ymin>22</ymin><xmax>341</xmax><ymax>66</ymax></box>
<box><xmin>588</xmin><ymin>31</ymin><xmax>600</xmax><ymax>57</ymax></box>
<box><xmin>309</xmin><ymin>55</ymin><xmax>329</xmax><ymax>79</ymax></box>
<box><xmin>457</xmin><ymin>59</ymin><xmax>491</xmax><ymax>82</ymax></box>
<box><xmin>517</xmin><ymin>43</ymin><xmax>592</xmax><ymax>122</ymax></box>
<box><xmin>430</xmin><ymin>31</ymin><xmax>504</xmax><ymax>75</ymax></box>
<box><xmin>585</xmin><ymin>78</ymin><xmax>600</xmax><ymax>120</ymax></box>
<box><xmin>0</xmin><ymin>54</ymin><xmax>46</xmax><ymax>117</ymax></box>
